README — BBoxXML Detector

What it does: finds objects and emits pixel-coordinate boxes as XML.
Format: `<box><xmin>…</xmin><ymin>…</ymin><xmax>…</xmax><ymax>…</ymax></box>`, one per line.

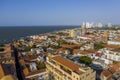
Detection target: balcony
<box><xmin>47</xmin><ymin>61</ymin><xmax>72</xmax><ymax>78</ymax></box>
<box><xmin>54</xmin><ymin>67</ymin><xmax>63</xmax><ymax>76</ymax></box>
<box><xmin>60</xmin><ymin>65</ymin><xmax>71</xmax><ymax>75</ymax></box>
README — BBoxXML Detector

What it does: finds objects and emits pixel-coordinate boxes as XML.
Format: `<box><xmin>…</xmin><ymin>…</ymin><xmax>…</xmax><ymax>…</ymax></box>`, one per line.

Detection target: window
<box><xmin>118</xmin><ymin>57</ymin><xmax>120</xmax><ymax>60</ymax></box>
<box><xmin>83</xmin><ymin>76</ymin><xmax>84</xmax><ymax>79</ymax></box>
<box><xmin>76</xmin><ymin>78</ymin><xmax>78</xmax><ymax>80</ymax></box>
<box><xmin>51</xmin><ymin>60</ymin><xmax>56</xmax><ymax>65</ymax></box>
<box><xmin>86</xmin><ymin>73</ymin><xmax>89</xmax><ymax>76</ymax></box>
<box><xmin>60</xmin><ymin>65</ymin><xmax>71</xmax><ymax>75</ymax></box>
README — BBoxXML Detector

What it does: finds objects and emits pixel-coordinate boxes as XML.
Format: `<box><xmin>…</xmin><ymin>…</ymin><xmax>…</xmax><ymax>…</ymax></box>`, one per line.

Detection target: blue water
<box><xmin>0</xmin><ymin>26</ymin><xmax>79</xmax><ymax>43</ymax></box>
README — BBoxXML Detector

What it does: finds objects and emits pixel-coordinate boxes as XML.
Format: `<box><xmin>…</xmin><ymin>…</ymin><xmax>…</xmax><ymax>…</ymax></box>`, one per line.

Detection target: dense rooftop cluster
<box><xmin>1</xmin><ymin>26</ymin><xmax>120</xmax><ymax>80</ymax></box>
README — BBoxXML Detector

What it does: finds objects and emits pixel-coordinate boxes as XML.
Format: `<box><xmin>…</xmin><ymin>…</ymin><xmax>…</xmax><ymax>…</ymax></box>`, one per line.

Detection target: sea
<box><xmin>0</xmin><ymin>26</ymin><xmax>79</xmax><ymax>44</ymax></box>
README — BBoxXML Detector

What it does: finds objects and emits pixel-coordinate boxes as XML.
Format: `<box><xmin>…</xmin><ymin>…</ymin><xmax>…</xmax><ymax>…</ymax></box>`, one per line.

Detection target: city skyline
<box><xmin>0</xmin><ymin>0</ymin><xmax>120</xmax><ymax>26</ymax></box>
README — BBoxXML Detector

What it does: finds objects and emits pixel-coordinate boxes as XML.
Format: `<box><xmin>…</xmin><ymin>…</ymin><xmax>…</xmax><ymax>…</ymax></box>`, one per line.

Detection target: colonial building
<box><xmin>46</xmin><ymin>55</ymin><xmax>96</xmax><ymax>80</ymax></box>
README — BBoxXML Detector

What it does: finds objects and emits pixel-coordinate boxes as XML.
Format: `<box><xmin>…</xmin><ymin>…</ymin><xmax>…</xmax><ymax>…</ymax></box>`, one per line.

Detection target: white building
<box><xmin>98</xmin><ymin>48</ymin><xmax>120</xmax><ymax>61</ymax></box>
<box><xmin>97</xmin><ymin>23</ymin><xmax>103</xmax><ymax>28</ymax></box>
<box><xmin>82</xmin><ymin>22</ymin><xmax>94</xmax><ymax>28</ymax></box>
<box><xmin>108</xmin><ymin>41</ymin><xmax>120</xmax><ymax>45</ymax></box>
<box><xmin>30</xmin><ymin>62</ymin><xmax>37</xmax><ymax>71</ymax></box>
<box><xmin>107</xmin><ymin>23</ymin><xmax>112</xmax><ymax>27</ymax></box>
<box><xmin>36</xmin><ymin>48</ymin><xmax>44</xmax><ymax>54</ymax></box>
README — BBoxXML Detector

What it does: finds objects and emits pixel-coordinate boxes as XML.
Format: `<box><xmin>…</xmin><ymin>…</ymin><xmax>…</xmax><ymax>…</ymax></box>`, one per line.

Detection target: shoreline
<box><xmin>0</xmin><ymin>26</ymin><xmax>79</xmax><ymax>44</ymax></box>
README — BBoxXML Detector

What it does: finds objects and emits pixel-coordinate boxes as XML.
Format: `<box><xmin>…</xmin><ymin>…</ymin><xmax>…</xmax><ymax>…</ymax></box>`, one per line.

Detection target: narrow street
<box><xmin>11</xmin><ymin>44</ymin><xmax>25</xmax><ymax>80</ymax></box>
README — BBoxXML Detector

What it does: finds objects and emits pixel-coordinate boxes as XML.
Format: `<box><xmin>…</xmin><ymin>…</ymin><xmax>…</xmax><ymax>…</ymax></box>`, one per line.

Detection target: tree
<box><xmin>94</xmin><ymin>43</ymin><xmax>104</xmax><ymax>50</ymax></box>
<box><xmin>0</xmin><ymin>48</ymin><xmax>5</xmax><ymax>52</ymax></box>
<box><xmin>31</xmin><ymin>44</ymin><xmax>36</xmax><ymax>48</ymax></box>
<box><xmin>36</xmin><ymin>62</ymin><xmax>46</xmax><ymax>69</ymax></box>
<box><xmin>22</xmin><ymin>47</ymin><xmax>31</xmax><ymax>52</ymax></box>
<box><xmin>57</xmin><ymin>40</ymin><xmax>67</xmax><ymax>45</ymax></box>
<box><xmin>0</xmin><ymin>44</ymin><xmax>5</xmax><ymax>47</ymax></box>
<box><xmin>51</xmin><ymin>45</ymin><xmax>61</xmax><ymax>49</ymax></box>
<box><xmin>48</xmin><ymin>36</ymin><xmax>55</xmax><ymax>39</ymax></box>
<box><xmin>79</xmin><ymin>56</ymin><xmax>92</xmax><ymax>65</ymax></box>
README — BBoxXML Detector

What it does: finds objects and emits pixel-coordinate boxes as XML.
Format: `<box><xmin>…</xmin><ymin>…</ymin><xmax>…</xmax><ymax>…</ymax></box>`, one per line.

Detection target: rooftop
<box><xmin>61</xmin><ymin>44</ymin><xmax>80</xmax><ymax>49</ymax></box>
<box><xmin>0</xmin><ymin>44</ymin><xmax>11</xmax><ymax>54</ymax></box>
<box><xmin>102</xmin><ymin>62</ymin><xmax>120</xmax><ymax>79</ymax></box>
<box><xmin>109</xmin><ymin>62</ymin><xmax>120</xmax><ymax>71</ymax></box>
<box><xmin>103</xmin><ymin>44</ymin><xmax>120</xmax><ymax>49</ymax></box>
<box><xmin>111</xmin><ymin>48</ymin><xmax>120</xmax><ymax>52</ymax></box>
<box><xmin>52</xmin><ymin>56</ymin><xmax>84</xmax><ymax>75</ymax></box>
<box><xmin>26</xmin><ymin>69</ymin><xmax>46</xmax><ymax>76</ymax></box>
<box><xmin>102</xmin><ymin>68</ymin><xmax>115</xmax><ymax>77</ymax></box>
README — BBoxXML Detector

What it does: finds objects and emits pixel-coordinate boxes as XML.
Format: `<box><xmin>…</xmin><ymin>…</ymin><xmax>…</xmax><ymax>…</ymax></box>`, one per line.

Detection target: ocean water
<box><xmin>0</xmin><ymin>26</ymin><xmax>79</xmax><ymax>43</ymax></box>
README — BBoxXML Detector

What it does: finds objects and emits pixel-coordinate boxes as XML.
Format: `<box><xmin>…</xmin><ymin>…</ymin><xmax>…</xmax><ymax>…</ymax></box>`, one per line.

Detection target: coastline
<box><xmin>0</xmin><ymin>26</ymin><xmax>79</xmax><ymax>44</ymax></box>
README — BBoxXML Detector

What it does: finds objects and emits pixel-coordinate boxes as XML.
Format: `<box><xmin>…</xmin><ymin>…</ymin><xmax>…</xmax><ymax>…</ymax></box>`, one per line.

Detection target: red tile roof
<box><xmin>52</xmin><ymin>56</ymin><xmax>84</xmax><ymax>74</ymax></box>
<box><xmin>102</xmin><ymin>62</ymin><xmax>120</xmax><ymax>79</ymax></box>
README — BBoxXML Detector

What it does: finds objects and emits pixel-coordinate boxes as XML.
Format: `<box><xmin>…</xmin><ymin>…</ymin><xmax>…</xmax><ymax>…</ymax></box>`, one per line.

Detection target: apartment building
<box><xmin>46</xmin><ymin>55</ymin><xmax>96</xmax><ymax>80</ymax></box>
<box><xmin>108</xmin><ymin>30</ymin><xmax>120</xmax><ymax>41</ymax></box>
<box><xmin>98</xmin><ymin>48</ymin><xmax>120</xmax><ymax>61</ymax></box>
<box><xmin>69</xmin><ymin>28</ymin><xmax>83</xmax><ymax>38</ymax></box>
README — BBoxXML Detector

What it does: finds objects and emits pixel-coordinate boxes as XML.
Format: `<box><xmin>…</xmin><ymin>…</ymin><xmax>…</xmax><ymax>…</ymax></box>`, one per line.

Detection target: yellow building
<box><xmin>103</xmin><ymin>30</ymin><xmax>109</xmax><ymax>43</ymax></box>
<box><xmin>69</xmin><ymin>28</ymin><xmax>83</xmax><ymax>38</ymax></box>
<box><xmin>1</xmin><ymin>75</ymin><xmax>16</xmax><ymax>80</ymax></box>
<box><xmin>69</xmin><ymin>29</ymin><xmax>75</xmax><ymax>38</ymax></box>
<box><xmin>46</xmin><ymin>55</ymin><xmax>96</xmax><ymax>80</ymax></box>
<box><xmin>0</xmin><ymin>64</ymin><xmax>4</xmax><ymax>78</ymax></box>
<box><xmin>98</xmin><ymin>30</ymin><xmax>109</xmax><ymax>43</ymax></box>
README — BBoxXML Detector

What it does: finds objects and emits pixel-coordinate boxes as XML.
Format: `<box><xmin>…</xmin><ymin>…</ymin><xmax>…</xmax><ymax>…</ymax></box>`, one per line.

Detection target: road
<box><xmin>11</xmin><ymin>44</ymin><xmax>25</xmax><ymax>80</ymax></box>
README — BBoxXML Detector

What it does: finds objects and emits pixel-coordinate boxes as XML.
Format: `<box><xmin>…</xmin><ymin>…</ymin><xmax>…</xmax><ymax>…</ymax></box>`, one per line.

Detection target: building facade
<box><xmin>46</xmin><ymin>55</ymin><xmax>96</xmax><ymax>80</ymax></box>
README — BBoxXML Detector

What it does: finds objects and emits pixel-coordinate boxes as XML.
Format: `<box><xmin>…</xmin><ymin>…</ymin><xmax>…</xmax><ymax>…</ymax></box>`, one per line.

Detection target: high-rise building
<box><xmin>107</xmin><ymin>23</ymin><xmax>112</xmax><ymax>27</ymax></box>
<box><xmin>103</xmin><ymin>30</ymin><xmax>109</xmax><ymax>43</ymax></box>
<box><xmin>46</xmin><ymin>55</ymin><xmax>96</xmax><ymax>80</ymax></box>
<box><xmin>69</xmin><ymin>29</ymin><xmax>83</xmax><ymax>38</ymax></box>
<box><xmin>81</xmin><ymin>26</ymin><xmax>86</xmax><ymax>35</ymax></box>
<box><xmin>82</xmin><ymin>22</ymin><xmax>95</xmax><ymax>28</ymax></box>
<box><xmin>97</xmin><ymin>23</ymin><xmax>103</xmax><ymax>28</ymax></box>
<box><xmin>69</xmin><ymin>29</ymin><xmax>75</xmax><ymax>38</ymax></box>
<box><xmin>86</xmin><ymin>22</ymin><xmax>90</xmax><ymax>28</ymax></box>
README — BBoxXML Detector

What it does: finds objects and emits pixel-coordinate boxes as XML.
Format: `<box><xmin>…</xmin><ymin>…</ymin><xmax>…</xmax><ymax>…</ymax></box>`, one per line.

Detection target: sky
<box><xmin>0</xmin><ymin>0</ymin><xmax>120</xmax><ymax>26</ymax></box>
